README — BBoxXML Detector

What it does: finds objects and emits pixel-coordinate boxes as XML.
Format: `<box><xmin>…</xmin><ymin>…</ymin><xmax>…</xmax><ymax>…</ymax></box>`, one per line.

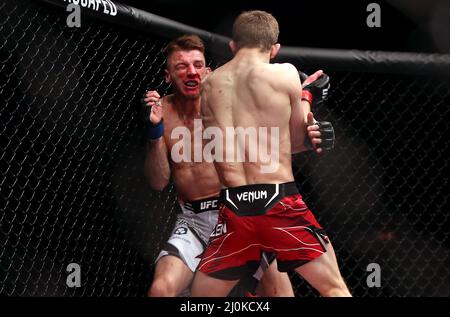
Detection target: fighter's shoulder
<box><xmin>256</xmin><ymin>63</ymin><xmax>299</xmax><ymax>88</ymax></box>
<box><xmin>250</xmin><ymin>63</ymin><xmax>297</xmax><ymax>79</ymax></box>
<box><xmin>202</xmin><ymin>69</ymin><xmax>214</xmax><ymax>83</ymax></box>
<box><xmin>161</xmin><ymin>94</ymin><xmax>173</xmax><ymax>106</ymax></box>
<box><xmin>270</xmin><ymin>63</ymin><xmax>299</xmax><ymax>77</ymax></box>
<box><xmin>201</xmin><ymin>67</ymin><xmax>220</xmax><ymax>86</ymax></box>
<box><xmin>160</xmin><ymin>95</ymin><xmax>183</xmax><ymax>130</ymax></box>
<box><xmin>161</xmin><ymin>94</ymin><xmax>176</xmax><ymax>116</ymax></box>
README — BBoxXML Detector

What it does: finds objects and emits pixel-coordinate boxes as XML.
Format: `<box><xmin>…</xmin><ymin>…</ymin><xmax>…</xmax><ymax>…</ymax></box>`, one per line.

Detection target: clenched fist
<box><xmin>141</xmin><ymin>90</ymin><xmax>163</xmax><ymax>124</ymax></box>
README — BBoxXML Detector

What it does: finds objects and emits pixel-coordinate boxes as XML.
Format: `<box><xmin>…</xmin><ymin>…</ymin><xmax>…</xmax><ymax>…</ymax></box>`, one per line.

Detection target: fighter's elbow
<box><xmin>150</xmin><ymin>182</ymin><xmax>168</xmax><ymax>191</ymax></box>
<box><xmin>148</xmin><ymin>178</ymin><xmax>169</xmax><ymax>191</ymax></box>
<box><xmin>145</xmin><ymin>168</ymin><xmax>170</xmax><ymax>191</ymax></box>
<box><xmin>291</xmin><ymin>141</ymin><xmax>306</xmax><ymax>154</ymax></box>
<box><xmin>291</xmin><ymin>144</ymin><xmax>307</xmax><ymax>154</ymax></box>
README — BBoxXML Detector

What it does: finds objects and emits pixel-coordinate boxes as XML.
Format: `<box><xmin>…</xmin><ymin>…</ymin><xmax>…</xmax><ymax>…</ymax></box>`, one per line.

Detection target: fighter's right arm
<box><xmin>144</xmin><ymin>138</ymin><xmax>170</xmax><ymax>191</ymax></box>
<box><xmin>142</xmin><ymin>90</ymin><xmax>171</xmax><ymax>191</ymax></box>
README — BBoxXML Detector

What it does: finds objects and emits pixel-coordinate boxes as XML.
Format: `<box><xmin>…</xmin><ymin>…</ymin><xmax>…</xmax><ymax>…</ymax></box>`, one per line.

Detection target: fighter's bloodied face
<box><xmin>165</xmin><ymin>50</ymin><xmax>207</xmax><ymax>99</ymax></box>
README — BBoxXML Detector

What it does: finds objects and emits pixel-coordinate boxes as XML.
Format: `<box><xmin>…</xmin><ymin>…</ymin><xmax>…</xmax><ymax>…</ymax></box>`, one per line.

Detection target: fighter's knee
<box><xmin>320</xmin><ymin>279</ymin><xmax>351</xmax><ymax>297</ymax></box>
<box><xmin>259</xmin><ymin>272</ymin><xmax>294</xmax><ymax>297</ymax></box>
<box><xmin>148</xmin><ymin>277</ymin><xmax>178</xmax><ymax>297</ymax></box>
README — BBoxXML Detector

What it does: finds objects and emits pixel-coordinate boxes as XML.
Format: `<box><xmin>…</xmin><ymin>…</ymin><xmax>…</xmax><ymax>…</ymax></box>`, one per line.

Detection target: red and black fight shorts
<box><xmin>197</xmin><ymin>182</ymin><xmax>329</xmax><ymax>280</ymax></box>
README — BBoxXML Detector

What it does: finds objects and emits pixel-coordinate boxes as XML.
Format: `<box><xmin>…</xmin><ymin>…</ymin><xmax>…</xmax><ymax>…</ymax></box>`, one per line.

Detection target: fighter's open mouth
<box><xmin>185</xmin><ymin>80</ymin><xmax>199</xmax><ymax>87</ymax></box>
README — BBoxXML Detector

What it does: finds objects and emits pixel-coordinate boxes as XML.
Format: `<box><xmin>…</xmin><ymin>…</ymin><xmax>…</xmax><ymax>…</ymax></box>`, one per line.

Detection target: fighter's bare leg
<box><xmin>148</xmin><ymin>255</ymin><xmax>194</xmax><ymax>297</ymax></box>
<box><xmin>294</xmin><ymin>241</ymin><xmax>351</xmax><ymax>297</ymax></box>
<box><xmin>191</xmin><ymin>271</ymin><xmax>239</xmax><ymax>297</ymax></box>
<box><xmin>257</xmin><ymin>260</ymin><xmax>294</xmax><ymax>297</ymax></box>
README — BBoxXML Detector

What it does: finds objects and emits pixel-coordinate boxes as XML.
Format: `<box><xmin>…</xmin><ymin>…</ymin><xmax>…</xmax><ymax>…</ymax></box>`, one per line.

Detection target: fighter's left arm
<box><xmin>297</xmin><ymin>70</ymin><xmax>335</xmax><ymax>154</ymax></box>
<box><xmin>288</xmin><ymin>68</ymin><xmax>309</xmax><ymax>154</ymax></box>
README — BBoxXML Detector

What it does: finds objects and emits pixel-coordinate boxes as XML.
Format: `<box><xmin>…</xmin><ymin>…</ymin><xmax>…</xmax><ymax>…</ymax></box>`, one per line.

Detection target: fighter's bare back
<box><xmin>200</xmin><ymin>50</ymin><xmax>308</xmax><ymax>187</ymax></box>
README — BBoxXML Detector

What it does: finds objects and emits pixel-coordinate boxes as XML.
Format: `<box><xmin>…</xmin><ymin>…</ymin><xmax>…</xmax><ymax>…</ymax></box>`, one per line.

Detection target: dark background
<box><xmin>121</xmin><ymin>0</ymin><xmax>450</xmax><ymax>53</ymax></box>
<box><xmin>1</xmin><ymin>0</ymin><xmax>449</xmax><ymax>297</ymax></box>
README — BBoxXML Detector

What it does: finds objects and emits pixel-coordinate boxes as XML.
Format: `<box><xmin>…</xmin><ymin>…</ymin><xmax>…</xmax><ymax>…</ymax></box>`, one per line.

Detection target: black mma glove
<box><xmin>316</xmin><ymin>121</ymin><xmax>335</xmax><ymax>150</ymax></box>
<box><xmin>304</xmin><ymin>120</ymin><xmax>335</xmax><ymax>151</ymax></box>
<box><xmin>299</xmin><ymin>71</ymin><xmax>330</xmax><ymax>106</ymax></box>
<box><xmin>300</xmin><ymin>71</ymin><xmax>334</xmax><ymax>151</ymax></box>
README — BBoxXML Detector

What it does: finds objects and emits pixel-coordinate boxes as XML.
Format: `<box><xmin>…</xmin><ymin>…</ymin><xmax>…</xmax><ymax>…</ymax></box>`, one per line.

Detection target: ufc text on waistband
<box><xmin>183</xmin><ymin>197</ymin><xmax>219</xmax><ymax>214</ymax></box>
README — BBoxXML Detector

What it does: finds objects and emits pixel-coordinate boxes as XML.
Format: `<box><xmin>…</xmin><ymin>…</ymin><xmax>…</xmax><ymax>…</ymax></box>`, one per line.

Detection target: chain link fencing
<box><xmin>1</xmin><ymin>0</ymin><xmax>449</xmax><ymax>296</ymax></box>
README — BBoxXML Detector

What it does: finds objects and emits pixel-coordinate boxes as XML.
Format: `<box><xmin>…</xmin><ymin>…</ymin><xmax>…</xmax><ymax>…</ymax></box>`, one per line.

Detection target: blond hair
<box><xmin>232</xmin><ymin>10</ymin><xmax>279</xmax><ymax>52</ymax></box>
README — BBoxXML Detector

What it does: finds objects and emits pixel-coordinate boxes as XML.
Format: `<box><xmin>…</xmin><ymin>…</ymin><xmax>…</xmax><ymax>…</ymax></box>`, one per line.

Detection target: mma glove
<box><xmin>308</xmin><ymin>121</ymin><xmax>335</xmax><ymax>151</ymax></box>
<box><xmin>299</xmin><ymin>71</ymin><xmax>330</xmax><ymax>106</ymax></box>
<box><xmin>300</xmin><ymin>71</ymin><xmax>335</xmax><ymax>151</ymax></box>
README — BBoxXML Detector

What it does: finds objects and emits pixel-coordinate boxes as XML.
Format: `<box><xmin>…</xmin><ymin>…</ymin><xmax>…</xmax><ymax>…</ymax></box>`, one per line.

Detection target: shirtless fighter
<box><xmin>145</xmin><ymin>35</ymin><xmax>291</xmax><ymax>297</ymax></box>
<box><xmin>191</xmin><ymin>11</ymin><xmax>351</xmax><ymax>297</ymax></box>
<box><xmin>143</xmin><ymin>35</ymin><xmax>332</xmax><ymax>296</ymax></box>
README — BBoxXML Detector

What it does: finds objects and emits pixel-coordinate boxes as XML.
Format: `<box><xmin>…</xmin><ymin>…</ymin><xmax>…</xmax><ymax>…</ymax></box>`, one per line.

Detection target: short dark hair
<box><xmin>232</xmin><ymin>10</ymin><xmax>279</xmax><ymax>52</ymax></box>
<box><xmin>163</xmin><ymin>34</ymin><xmax>205</xmax><ymax>59</ymax></box>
